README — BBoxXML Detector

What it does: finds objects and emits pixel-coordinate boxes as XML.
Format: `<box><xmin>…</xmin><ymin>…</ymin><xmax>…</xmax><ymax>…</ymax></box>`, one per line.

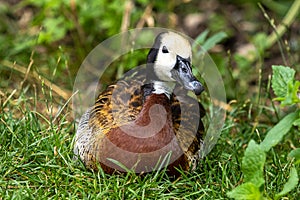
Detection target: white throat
<box><xmin>152</xmin><ymin>81</ymin><xmax>175</xmax><ymax>99</ymax></box>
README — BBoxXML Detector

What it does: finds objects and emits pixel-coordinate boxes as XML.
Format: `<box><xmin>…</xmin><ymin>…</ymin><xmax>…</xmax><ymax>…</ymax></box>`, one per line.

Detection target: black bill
<box><xmin>171</xmin><ymin>55</ymin><xmax>204</xmax><ymax>95</ymax></box>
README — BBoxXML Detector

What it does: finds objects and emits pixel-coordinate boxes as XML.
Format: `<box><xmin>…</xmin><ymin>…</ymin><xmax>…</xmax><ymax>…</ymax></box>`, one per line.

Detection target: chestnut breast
<box><xmin>93</xmin><ymin>93</ymin><xmax>186</xmax><ymax>173</ymax></box>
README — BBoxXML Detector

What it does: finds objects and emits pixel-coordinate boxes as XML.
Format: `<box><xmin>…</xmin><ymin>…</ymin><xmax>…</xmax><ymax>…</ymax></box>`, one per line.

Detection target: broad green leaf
<box><xmin>293</xmin><ymin>111</ymin><xmax>300</xmax><ymax>128</ymax></box>
<box><xmin>275</xmin><ymin>167</ymin><xmax>299</xmax><ymax>198</ymax></box>
<box><xmin>242</xmin><ymin>140</ymin><xmax>266</xmax><ymax>186</ymax></box>
<box><xmin>227</xmin><ymin>182</ymin><xmax>262</xmax><ymax>200</ymax></box>
<box><xmin>288</xmin><ymin>148</ymin><xmax>300</xmax><ymax>164</ymax></box>
<box><xmin>293</xmin><ymin>118</ymin><xmax>300</xmax><ymax>127</ymax></box>
<box><xmin>275</xmin><ymin>80</ymin><xmax>300</xmax><ymax>106</ymax></box>
<box><xmin>193</xmin><ymin>30</ymin><xmax>209</xmax><ymax>46</ymax></box>
<box><xmin>260</xmin><ymin>111</ymin><xmax>299</xmax><ymax>152</ymax></box>
<box><xmin>201</xmin><ymin>31</ymin><xmax>227</xmax><ymax>51</ymax></box>
<box><xmin>271</xmin><ymin>65</ymin><xmax>295</xmax><ymax>98</ymax></box>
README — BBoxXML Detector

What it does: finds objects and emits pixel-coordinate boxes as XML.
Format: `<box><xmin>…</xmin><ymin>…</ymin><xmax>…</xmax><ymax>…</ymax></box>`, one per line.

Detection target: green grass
<box><xmin>0</xmin><ymin>87</ymin><xmax>298</xmax><ymax>199</ymax></box>
<box><xmin>1</xmin><ymin>0</ymin><xmax>300</xmax><ymax>199</ymax></box>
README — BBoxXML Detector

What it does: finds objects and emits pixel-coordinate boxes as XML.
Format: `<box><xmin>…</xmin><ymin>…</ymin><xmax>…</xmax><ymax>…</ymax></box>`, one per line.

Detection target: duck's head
<box><xmin>146</xmin><ymin>32</ymin><xmax>204</xmax><ymax>96</ymax></box>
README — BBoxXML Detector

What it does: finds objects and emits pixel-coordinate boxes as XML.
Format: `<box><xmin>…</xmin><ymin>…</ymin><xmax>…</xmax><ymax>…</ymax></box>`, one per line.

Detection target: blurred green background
<box><xmin>0</xmin><ymin>0</ymin><xmax>299</xmax><ymax>198</ymax></box>
<box><xmin>1</xmin><ymin>0</ymin><xmax>299</xmax><ymax>101</ymax></box>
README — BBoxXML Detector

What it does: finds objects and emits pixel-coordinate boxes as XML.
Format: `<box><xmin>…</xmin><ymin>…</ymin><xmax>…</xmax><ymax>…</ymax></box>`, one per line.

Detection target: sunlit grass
<box><xmin>0</xmin><ymin>85</ymin><xmax>298</xmax><ymax>199</ymax></box>
<box><xmin>0</xmin><ymin>0</ymin><xmax>299</xmax><ymax>198</ymax></box>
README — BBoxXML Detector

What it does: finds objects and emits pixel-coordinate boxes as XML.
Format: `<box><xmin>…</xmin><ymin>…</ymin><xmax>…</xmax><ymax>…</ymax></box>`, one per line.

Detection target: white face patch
<box><xmin>153</xmin><ymin>32</ymin><xmax>192</xmax><ymax>82</ymax></box>
<box><xmin>154</xmin><ymin>50</ymin><xmax>177</xmax><ymax>81</ymax></box>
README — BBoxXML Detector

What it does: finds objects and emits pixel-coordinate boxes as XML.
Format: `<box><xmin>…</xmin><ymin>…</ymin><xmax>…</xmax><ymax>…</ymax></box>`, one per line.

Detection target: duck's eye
<box><xmin>182</xmin><ymin>67</ymin><xmax>188</xmax><ymax>73</ymax></box>
<box><xmin>162</xmin><ymin>46</ymin><xmax>169</xmax><ymax>53</ymax></box>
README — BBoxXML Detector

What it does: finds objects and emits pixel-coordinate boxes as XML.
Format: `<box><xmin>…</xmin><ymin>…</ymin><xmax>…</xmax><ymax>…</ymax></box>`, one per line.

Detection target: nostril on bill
<box><xmin>192</xmin><ymin>81</ymin><xmax>204</xmax><ymax>95</ymax></box>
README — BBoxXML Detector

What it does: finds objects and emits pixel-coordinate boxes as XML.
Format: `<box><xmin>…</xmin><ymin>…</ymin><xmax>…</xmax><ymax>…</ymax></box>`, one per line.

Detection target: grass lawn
<box><xmin>0</xmin><ymin>75</ymin><xmax>298</xmax><ymax>199</ymax></box>
<box><xmin>1</xmin><ymin>0</ymin><xmax>299</xmax><ymax>199</ymax></box>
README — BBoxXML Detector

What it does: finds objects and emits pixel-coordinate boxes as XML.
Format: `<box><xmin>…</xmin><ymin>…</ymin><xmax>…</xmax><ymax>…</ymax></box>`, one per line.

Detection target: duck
<box><xmin>73</xmin><ymin>31</ymin><xmax>206</xmax><ymax>176</ymax></box>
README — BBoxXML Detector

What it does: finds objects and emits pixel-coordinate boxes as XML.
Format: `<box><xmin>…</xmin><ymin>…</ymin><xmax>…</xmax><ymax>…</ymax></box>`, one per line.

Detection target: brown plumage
<box><xmin>74</xmin><ymin>31</ymin><xmax>205</xmax><ymax>175</ymax></box>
